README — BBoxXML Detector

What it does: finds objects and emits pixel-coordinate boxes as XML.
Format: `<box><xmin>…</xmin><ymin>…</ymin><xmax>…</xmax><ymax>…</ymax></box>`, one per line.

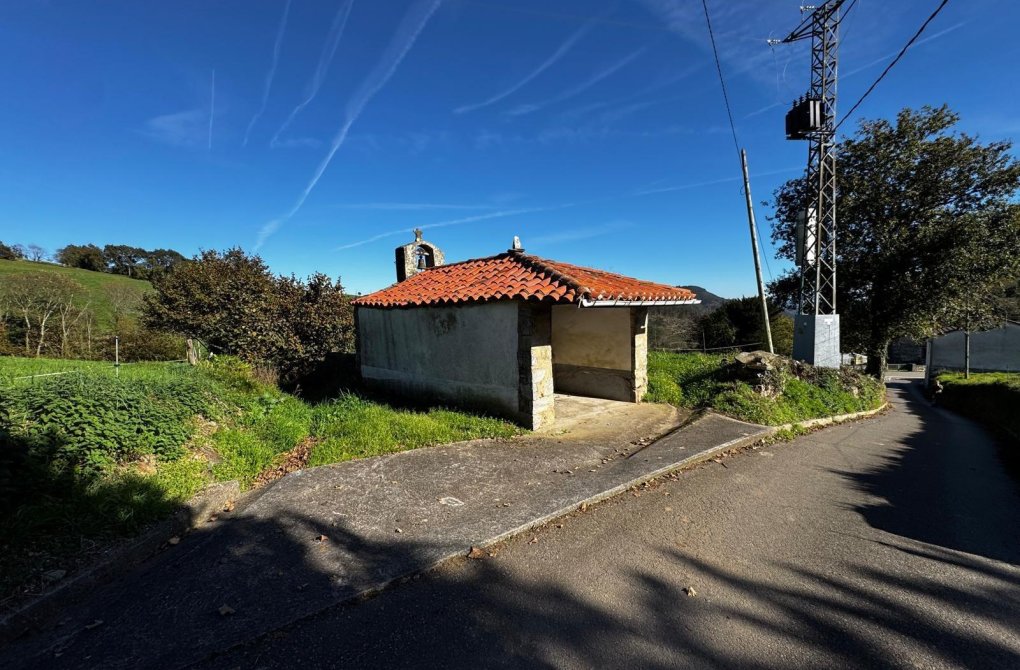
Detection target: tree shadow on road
<box><xmin>833</xmin><ymin>380</ymin><xmax>1020</xmax><ymax>565</ymax></box>
<box><xmin>5</xmin><ymin>380</ymin><xmax>1020</xmax><ymax>669</ymax></box>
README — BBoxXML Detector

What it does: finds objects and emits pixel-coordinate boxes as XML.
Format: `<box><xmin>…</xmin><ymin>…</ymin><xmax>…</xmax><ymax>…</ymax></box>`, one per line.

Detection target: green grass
<box><xmin>646</xmin><ymin>351</ymin><xmax>885</xmax><ymax>425</ymax></box>
<box><xmin>937</xmin><ymin>372</ymin><xmax>1020</xmax><ymax>441</ymax></box>
<box><xmin>0</xmin><ymin>259</ymin><xmax>151</xmax><ymax>332</ymax></box>
<box><xmin>309</xmin><ymin>396</ymin><xmax>518</xmax><ymax>466</ymax></box>
<box><xmin>0</xmin><ymin>355</ymin><xmax>520</xmax><ymax>596</ymax></box>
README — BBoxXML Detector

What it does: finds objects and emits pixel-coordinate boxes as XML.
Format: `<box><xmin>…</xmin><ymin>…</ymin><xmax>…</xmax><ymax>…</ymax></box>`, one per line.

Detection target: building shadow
<box><xmin>830</xmin><ymin>380</ymin><xmax>1020</xmax><ymax>566</ymax></box>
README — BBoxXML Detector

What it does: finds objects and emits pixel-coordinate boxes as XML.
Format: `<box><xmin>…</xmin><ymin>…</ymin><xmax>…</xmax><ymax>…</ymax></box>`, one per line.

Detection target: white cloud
<box><xmin>141</xmin><ymin>108</ymin><xmax>208</xmax><ymax>147</ymax></box>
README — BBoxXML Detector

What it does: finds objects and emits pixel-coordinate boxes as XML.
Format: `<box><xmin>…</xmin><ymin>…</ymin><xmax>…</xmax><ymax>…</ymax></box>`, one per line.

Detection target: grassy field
<box><xmin>937</xmin><ymin>372</ymin><xmax>1020</xmax><ymax>441</ymax></box>
<box><xmin>0</xmin><ymin>259</ymin><xmax>151</xmax><ymax>331</ymax></box>
<box><xmin>0</xmin><ymin>356</ymin><xmax>519</xmax><ymax>597</ymax></box>
<box><xmin>646</xmin><ymin>351</ymin><xmax>886</xmax><ymax>425</ymax></box>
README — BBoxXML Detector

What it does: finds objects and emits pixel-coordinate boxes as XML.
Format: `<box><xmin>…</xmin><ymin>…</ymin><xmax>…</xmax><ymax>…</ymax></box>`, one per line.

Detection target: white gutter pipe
<box><xmin>578</xmin><ymin>297</ymin><xmax>702</xmax><ymax>307</ymax></box>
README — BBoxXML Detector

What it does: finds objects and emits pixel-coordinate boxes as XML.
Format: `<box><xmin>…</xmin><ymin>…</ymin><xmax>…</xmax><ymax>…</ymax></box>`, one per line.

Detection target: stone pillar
<box><xmin>517</xmin><ymin>302</ymin><xmax>555</xmax><ymax>429</ymax></box>
<box><xmin>631</xmin><ymin>307</ymin><xmax>649</xmax><ymax>402</ymax></box>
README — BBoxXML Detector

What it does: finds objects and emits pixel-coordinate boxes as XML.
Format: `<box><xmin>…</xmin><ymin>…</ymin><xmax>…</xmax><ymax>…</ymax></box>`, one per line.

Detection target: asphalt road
<box><xmin>13</xmin><ymin>375</ymin><xmax>1011</xmax><ymax>668</ymax></box>
<box><xmin>190</xmin><ymin>379</ymin><xmax>1020</xmax><ymax>669</ymax></box>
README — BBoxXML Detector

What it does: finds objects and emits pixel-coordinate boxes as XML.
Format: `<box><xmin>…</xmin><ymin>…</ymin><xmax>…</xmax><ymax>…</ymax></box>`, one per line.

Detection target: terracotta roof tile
<box><xmin>353</xmin><ymin>252</ymin><xmax>698</xmax><ymax>308</ymax></box>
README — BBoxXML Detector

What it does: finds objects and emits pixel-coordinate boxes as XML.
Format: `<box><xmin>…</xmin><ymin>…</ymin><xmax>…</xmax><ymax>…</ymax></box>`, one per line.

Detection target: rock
<box><xmin>218</xmin><ymin>604</ymin><xmax>235</xmax><ymax>616</ymax></box>
<box><xmin>685</xmin><ymin>587</ymin><xmax>697</xmax><ymax>598</ymax></box>
<box><xmin>42</xmin><ymin>569</ymin><xmax>67</xmax><ymax>583</ymax></box>
<box><xmin>734</xmin><ymin>350</ymin><xmax>782</xmax><ymax>371</ymax></box>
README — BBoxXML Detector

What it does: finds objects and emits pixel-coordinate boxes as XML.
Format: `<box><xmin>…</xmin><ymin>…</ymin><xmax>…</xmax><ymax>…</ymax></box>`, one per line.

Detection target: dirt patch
<box><xmin>252</xmin><ymin>438</ymin><xmax>319</xmax><ymax>489</ymax></box>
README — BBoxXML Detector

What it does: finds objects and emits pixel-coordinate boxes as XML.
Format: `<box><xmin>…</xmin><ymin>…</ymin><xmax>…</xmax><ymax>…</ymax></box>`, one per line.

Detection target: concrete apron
<box><xmin>4</xmin><ymin>404</ymin><xmax>769</xmax><ymax>669</ymax></box>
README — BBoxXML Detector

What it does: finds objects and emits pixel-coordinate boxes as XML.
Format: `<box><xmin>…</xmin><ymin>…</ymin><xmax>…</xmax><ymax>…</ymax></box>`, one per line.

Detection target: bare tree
<box><xmin>0</xmin><ymin>272</ymin><xmax>83</xmax><ymax>356</ymax></box>
<box><xmin>107</xmin><ymin>284</ymin><xmax>142</xmax><ymax>334</ymax></box>
<box><xmin>26</xmin><ymin>244</ymin><xmax>47</xmax><ymax>262</ymax></box>
<box><xmin>58</xmin><ymin>299</ymin><xmax>91</xmax><ymax>357</ymax></box>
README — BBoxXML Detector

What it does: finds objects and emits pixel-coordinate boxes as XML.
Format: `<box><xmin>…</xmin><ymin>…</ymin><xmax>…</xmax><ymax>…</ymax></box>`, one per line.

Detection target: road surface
<box><xmin>191</xmin><ymin>378</ymin><xmax>1020</xmax><ymax>669</ymax></box>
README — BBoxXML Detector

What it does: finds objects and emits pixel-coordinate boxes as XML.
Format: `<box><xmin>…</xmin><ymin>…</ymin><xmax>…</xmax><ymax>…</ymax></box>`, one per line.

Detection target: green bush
<box><xmin>646</xmin><ymin>352</ymin><xmax>885</xmax><ymax>425</ymax></box>
<box><xmin>0</xmin><ymin>372</ymin><xmax>210</xmax><ymax>472</ymax></box>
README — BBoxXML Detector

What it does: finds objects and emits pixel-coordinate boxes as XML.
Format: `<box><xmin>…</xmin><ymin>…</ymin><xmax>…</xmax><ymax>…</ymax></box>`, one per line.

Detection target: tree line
<box><xmin>1</xmin><ymin>248</ymin><xmax>355</xmax><ymax>381</ymax></box>
<box><xmin>0</xmin><ymin>240</ymin><xmax>187</xmax><ymax>280</ymax></box>
<box><xmin>649</xmin><ymin>297</ymin><xmax>794</xmax><ymax>356</ymax></box>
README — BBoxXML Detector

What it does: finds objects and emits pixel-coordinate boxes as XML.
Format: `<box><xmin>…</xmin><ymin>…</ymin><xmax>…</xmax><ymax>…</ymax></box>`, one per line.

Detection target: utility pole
<box><xmin>769</xmin><ymin>0</ymin><xmax>846</xmax><ymax>368</ymax></box>
<box><xmin>741</xmin><ymin>149</ymin><xmax>773</xmax><ymax>354</ymax></box>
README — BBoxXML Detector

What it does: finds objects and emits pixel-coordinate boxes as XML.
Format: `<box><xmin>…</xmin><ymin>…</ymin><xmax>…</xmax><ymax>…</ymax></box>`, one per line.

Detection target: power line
<box><xmin>700</xmin><ymin>0</ymin><xmax>740</xmax><ymax>156</ymax></box>
<box><xmin>700</xmin><ymin>0</ymin><xmax>773</xmax><ymax>284</ymax></box>
<box><xmin>835</xmin><ymin>0</ymin><xmax>950</xmax><ymax>131</ymax></box>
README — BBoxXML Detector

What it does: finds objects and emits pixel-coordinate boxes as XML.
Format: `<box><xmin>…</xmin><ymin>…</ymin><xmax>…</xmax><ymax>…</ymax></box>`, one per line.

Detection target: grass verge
<box><xmin>0</xmin><ymin>355</ymin><xmax>519</xmax><ymax>599</ymax></box>
<box><xmin>646</xmin><ymin>351</ymin><xmax>885</xmax><ymax>425</ymax></box>
<box><xmin>936</xmin><ymin>372</ymin><xmax>1020</xmax><ymax>441</ymax></box>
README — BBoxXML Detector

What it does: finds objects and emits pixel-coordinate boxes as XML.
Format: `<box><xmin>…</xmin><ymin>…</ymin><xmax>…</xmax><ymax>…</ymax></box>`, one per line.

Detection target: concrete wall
<box><xmin>929</xmin><ymin>323</ymin><xmax>1020</xmax><ymax>372</ymax></box>
<box><xmin>358</xmin><ymin>302</ymin><xmax>522</xmax><ymax>419</ymax></box>
<box><xmin>551</xmin><ymin>306</ymin><xmax>647</xmax><ymax>402</ymax></box>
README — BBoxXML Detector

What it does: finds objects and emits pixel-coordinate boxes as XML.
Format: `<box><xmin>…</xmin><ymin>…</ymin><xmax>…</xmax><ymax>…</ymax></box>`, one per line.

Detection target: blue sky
<box><xmin>1</xmin><ymin>0</ymin><xmax>1016</xmax><ymax>298</ymax></box>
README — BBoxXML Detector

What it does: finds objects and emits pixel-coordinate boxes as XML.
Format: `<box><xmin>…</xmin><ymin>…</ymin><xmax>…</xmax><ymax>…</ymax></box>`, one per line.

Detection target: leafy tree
<box><xmin>768</xmin><ymin>106</ymin><xmax>1020</xmax><ymax>375</ymax></box>
<box><xmin>143</xmin><ymin>248</ymin><xmax>354</xmax><ymax>380</ymax></box>
<box><xmin>698</xmin><ymin>296</ymin><xmax>788</xmax><ymax>353</ymax></box>
<box><xmin>103</xmin><ymin>244</ymin><xmax>146</xmax><ymax>278</ymax></box>
<box><xmin>0</xmin><ymin>241</ymin><xmax>24</xmax><ymax>260</ymax></box>
<box><xmin>275</xmin><ymin>273</ymin><xmax>356</xmax><ymax>379</ymax></box>
<box><xmin>56</xmin><ymin>244</ymin><xmax>106</xmax><ymax>272</ymax></box>
<box><xmin>145</xmin><ymin>248</ymin><xmax>187</xmax><ymax>279</ymax></box>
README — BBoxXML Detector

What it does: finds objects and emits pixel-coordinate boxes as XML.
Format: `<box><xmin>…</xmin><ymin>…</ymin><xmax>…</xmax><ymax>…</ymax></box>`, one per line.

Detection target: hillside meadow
<box><xmin>0</xmin><ymin>259</ymin><xmax>151</xmax><ymax>332</ymax></box>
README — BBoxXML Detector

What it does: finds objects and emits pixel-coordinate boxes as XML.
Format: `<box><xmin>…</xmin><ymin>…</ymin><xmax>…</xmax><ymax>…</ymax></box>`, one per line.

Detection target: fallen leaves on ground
<box><xmin>467</xmin><ymin>546</ymin><xmax>486</xmax><ymax>559</ymax></box>
<box><xmin>252</xmin><ymin>437</ymin><xmax>319</xmax><ymax>489</ymax></box>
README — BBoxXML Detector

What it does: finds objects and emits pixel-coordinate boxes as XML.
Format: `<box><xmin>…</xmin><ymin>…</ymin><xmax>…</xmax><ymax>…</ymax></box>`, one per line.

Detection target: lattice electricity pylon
<box><xmin>770</xmin><ymin>1</ymin><xmax>844</xmax><ymax>317</ymax></box>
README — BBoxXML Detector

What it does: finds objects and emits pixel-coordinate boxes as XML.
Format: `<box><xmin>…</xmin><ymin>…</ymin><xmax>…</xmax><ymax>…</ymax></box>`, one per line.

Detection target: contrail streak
<box><xmin>208</xmin><ymin>69</ymin><xmax>215</xmax><ymax>151</ymax></box>
<box><xmin>255</xmin><ymin>0</ymin><xmax>441</xmax><ymax>250</ymax></box>
<box><xmin>842</xmin><ymin>21</ymin><xmax>965</xmax><ymax>78</ymax></box>
<box><xmin>271</xmin><ymin>0</ymin><xmax>355</xmax><ymax>147</ymax></box>
<box><xmin>332</xmin><ymin>164</ymin><xmax>803</xmax><ymax>252</ymax></box>
<box><xmin>454</xmin><ymin>19</ymin><xmax>595</xmax><ymax>114</ymax></box>
<box><xmin>506</xmin><ymin>47</ymin><xmax>647</xmax><ymax>116</ymax></box>
<box><xmin>334</xmin><ymin>206</ymin><xmax>569</xmax><ymax>251</ymax></box>
<box><xmin>243</xmin><ymin>0</ymin><xmax>292</xmax><ymax>147</ymax></box>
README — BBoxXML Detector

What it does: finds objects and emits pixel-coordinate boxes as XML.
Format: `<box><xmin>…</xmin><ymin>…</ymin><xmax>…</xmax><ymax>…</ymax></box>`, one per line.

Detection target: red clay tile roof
<box><xmin>353</xmin><ymin>252</ymin><xmax>698</xmax><ymax>308</ymax></box>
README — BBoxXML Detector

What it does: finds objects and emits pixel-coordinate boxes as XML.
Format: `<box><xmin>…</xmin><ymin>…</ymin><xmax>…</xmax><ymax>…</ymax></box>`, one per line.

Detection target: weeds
<box><xmin>0</xmin><ymin>355</ymin><xmax>519</xmax><ymax>596</ymax></box>
<box><xmin>646</xmin><ymin>351</ymin><xmax>885</xmax><ymax>425</ymax></box>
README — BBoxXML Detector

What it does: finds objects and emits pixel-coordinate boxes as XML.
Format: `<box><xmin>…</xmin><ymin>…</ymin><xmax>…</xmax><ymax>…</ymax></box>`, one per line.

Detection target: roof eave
<box><xmin>578</xmin><ymin>297</ymin><xmax>701</xmax><ymax>307</ymax></box>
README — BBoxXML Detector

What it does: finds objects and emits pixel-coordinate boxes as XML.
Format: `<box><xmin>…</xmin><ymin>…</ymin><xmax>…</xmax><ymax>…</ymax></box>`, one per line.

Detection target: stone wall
<box><xmin>517</xmin><ymin>303</ymin><xmax>555</xmax><ymax>429</ymax></box>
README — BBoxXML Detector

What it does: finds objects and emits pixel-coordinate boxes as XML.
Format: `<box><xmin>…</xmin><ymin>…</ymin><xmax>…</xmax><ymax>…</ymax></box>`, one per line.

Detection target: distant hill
<box><xmin>679</xmin><ymin>285</ymin><xmax>726</xmax><ymax>310</ymax></box>
<box><xmin>0</xmin><ymin>259</ymin><xmax>151</xmax><ymax>332</ymax></box>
